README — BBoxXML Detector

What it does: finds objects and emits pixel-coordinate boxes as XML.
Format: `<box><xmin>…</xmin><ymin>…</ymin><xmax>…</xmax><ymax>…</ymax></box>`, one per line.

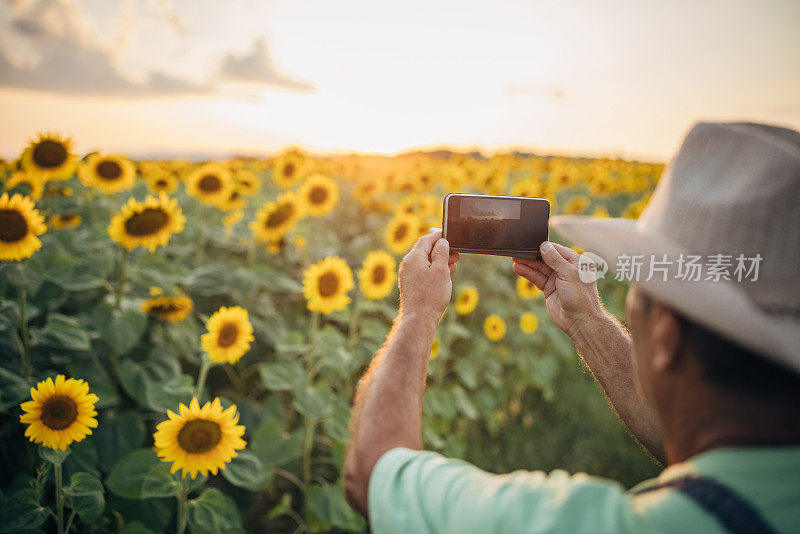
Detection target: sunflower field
<box><xmin>0</xmin><ymin>134</ymin><xmax>663</xmax><ymax>533</ymax></box>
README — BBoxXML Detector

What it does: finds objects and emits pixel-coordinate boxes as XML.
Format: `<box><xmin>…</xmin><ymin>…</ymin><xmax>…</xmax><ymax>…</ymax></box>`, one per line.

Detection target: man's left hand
<box><xmin>398</xmin><ymin>230</ymin><xmax>460</xmax><ymax>324</ymax></box>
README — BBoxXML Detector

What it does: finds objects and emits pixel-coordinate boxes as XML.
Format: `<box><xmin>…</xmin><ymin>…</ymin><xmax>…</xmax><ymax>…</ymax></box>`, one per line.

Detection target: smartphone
<box><xmin>442</xmin><ymin>193</ymin><xmax>550</xmax><ymax>259</ymax></box>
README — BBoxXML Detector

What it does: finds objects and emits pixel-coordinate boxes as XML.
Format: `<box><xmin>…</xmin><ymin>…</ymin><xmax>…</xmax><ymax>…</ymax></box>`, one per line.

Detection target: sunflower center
<box><xmin>217</xmin><ymin>322</ymin><xmax>239</xmax><ymax>348</ymax></box>
<box><xmin>33</xmin><ymin>140</ymin><xmax>67</xmax><ymax>169</ymax></box>
<box><xmin>393</xmin><ymin>223</ymin><xmax>409</xmax><ymax>241</ymax></box>
<box><xmin>152</xmin><ymin>302</ymin><xmax>180</xmax><ymax>314</ymax></box>
<box><xmin>309</xmin><ymin>186</ymin><xmax>328</xmax><ymax>205</ymax></box>
<box><xmin>0</xmin><ymin>209</ymin><xmax>28</xmax><ymax>242</ymax></box>
<box><xmin>198</xmin><ymin>174</ymin><xmax>221</xmax><ymax>192</ymax></box>
<box><xmin>177</xmin><ymin>419</ymin><xmax>222</xmax><ymax>454</ymax></box>
<box><xmin>283</xmin><ymin>162</ymin><xmax>296</xmax><ymax>177</ymax></box>
<box><xmin>41</xmin><ymin>395</ymin><xmax>78</xmax><ymax>430</ymax></box>
<box><xmin>155</xmin><ymin>179</ymin><xmax>168</xmax><ymax>188</ymax></box>
<box><xmin>124</xmin><ymin>208</ymin><xmax>169</xmax><ymax>236</ymax></box>
<box><xmin>97</xmin><ymin>160</ymin><xmax>122</xmax><ymax>180</ymax></box>
<box><xmin>266</xmin><ymin>203</ymin><xmax>294</xmax><ymax>228</ymax></box>
<box><xmin>371</xmin><ymin>265</ymin><xmax>386</xmax><ymax>285</ymax></box>
<box><xmin>318</xmin><ymin>271</ymin><xmax>339</xmax><ymax>297</ymax></box>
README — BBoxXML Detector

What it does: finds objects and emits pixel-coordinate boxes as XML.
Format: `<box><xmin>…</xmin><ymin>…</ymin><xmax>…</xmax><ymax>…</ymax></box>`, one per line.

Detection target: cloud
<box><xmin>0</xmin><ymin>0</ymin><xmax>314</xmax><ymax>97</ymax></box>
<box><xmin>219</xmin><ymin>38</ymin><xmax>316</xmax><ymax>92</ymax></box>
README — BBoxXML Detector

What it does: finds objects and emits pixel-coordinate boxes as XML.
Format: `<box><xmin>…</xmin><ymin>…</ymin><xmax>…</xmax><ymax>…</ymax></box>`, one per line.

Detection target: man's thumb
<box><xmin>540</xmin><ymin>241</ymin><xmax>573</xmax><ymax>275</ymax></box>
<box><xmin>431</xmin><ymin>238</ymin><xmax>450</xmax><ymax>265</ymax></box>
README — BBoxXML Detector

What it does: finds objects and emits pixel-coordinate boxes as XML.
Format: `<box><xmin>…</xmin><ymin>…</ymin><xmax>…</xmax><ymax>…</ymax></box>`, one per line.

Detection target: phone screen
<box><xmin>447</xmin><ymin>195</ymin><xmax>549</xmax><ymax>251</ymax></box>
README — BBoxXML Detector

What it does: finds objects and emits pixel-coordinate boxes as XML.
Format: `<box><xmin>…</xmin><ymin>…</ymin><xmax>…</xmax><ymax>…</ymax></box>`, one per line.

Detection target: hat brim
<box><xmin>551</xmin><ymin>214</ymin><xmax>799</xmax><ymax>373</ymax></box>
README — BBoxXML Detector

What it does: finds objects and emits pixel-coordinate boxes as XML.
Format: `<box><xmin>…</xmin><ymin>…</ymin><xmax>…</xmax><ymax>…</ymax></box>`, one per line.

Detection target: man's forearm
<box><xmin>570</xmin><ymin>311</ymin><xmax>666</xmax><ymax>464</ymax></box>
<box><xmin>344</xmin><ymin>311</ymin><xmax>438</xmax><ymax>516</ymax></box>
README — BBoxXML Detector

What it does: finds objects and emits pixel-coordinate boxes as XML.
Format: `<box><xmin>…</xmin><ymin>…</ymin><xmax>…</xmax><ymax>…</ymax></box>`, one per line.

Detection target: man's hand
<box><xmin>512</xmin><ymin>241</ymin><xmax>604</xmax><ymax>338</ymax></box>
<box><xmin>513</xmin><ymin>241</ymin><xmax>666</xmax><ymax>463</ymax></box>
<box><xmin>398</xmin><ymin>230</ymin><xmax>460</xmax><ymax>324</ymax></box>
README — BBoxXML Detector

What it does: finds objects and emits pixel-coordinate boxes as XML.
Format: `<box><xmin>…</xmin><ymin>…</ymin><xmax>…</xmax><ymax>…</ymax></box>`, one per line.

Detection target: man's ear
<box><xmin>649</xmin><ymin>304</ymin><xmax>684</xmax><ymax>373</ymax></box>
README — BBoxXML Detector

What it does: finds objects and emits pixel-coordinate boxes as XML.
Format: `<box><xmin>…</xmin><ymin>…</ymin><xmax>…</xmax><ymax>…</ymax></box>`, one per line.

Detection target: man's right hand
<box><xmin>512</xmin><ymin>241</ymin><xmax>605</xmax><ymax>339</ymax></box>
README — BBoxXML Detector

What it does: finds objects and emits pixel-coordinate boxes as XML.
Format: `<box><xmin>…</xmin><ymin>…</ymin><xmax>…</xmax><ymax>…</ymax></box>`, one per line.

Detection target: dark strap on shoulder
<box><xmin>633</xmin><ymin>476</ymin><xmax>777</xmax><ymax>534</ymax></box>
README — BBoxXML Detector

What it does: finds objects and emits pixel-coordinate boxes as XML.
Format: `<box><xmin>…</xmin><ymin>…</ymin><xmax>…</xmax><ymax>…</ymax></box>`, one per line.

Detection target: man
<box><xmin>344</xmin><ymin>123</ymin><xmax>800</xmax><ymax>533</ymax></box>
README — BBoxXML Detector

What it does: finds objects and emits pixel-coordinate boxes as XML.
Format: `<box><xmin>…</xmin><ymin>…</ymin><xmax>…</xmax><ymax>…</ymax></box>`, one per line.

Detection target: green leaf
<box><xmin>63</xmin><ymin>439</ymin><xmax>99</xmax><ymax>480</ymax></box>
<box><xmin>32</xmin><ymin>313</ymin><xmax>90</xmax><ymax>351</ymax></box>
<box><xmin>120</xmin><ymin>522</ymin><xmax>154</xmax><ymax>534</ymax></box>
<box><xmin>220</xmin><ymin>450</ymin><xmax>271</xmax><ymax>492</ymax></box>
<box><xmin>307</xmin><ymin>481</ymin><xmax>366</xmax><ymax>532</ymax></box>
<box><xmin>250</xmin><ymin>419</ymin><xmax>302</xmax><ymax>467</ymax></box>
<box><xmin>292</xmin><ymin>384</ymin><xmax>334</xmax><ymax>421</ymax></box>
<box><xmin>92</xmin><ymin>302</ymin><xmax>147</xmax><ymax>355</ymax></box>
<box><xmin>451</xmin><ymin>385</ymin><xmax>479</xmax><ymax>420</ymax></box>
<box><xmin>258</xmin><ymin>360</ymin><xmax>305</xmax><ymax>391</ymax></box>
<box><xmin>63</xmin><ymin>472</ymin><xmax>105</xmax><ymax>522</ymax></box>
<box><xmin>106</xmin><ymin>449</ymin><xmax>180</xmax><ymax>500</ymax></box>
<box><xmin>39</xmin><ymin>445</ymin><xmax>70</xmax><ymax>465</ymax></box>
<box><xmin>186</xmin><ymin>488</ymin><xmax>244</xmax><ymax>534</ymax></box>
<box><xmin>0</xmin><ymin>488</ymin><xmax>49</xmax><ymax>533</ymax></box>
<box><xmin>93</xmin><ymin>411</ymin><xmax>145</xmax><ymax>470</ymax></box>
<box><xmin>66</xmin><ymin>358</ymin><xmax>118</xmax><ymax>409</ymax></box>
<box><xmin>1</xmin><ymin>262</ymin><xmax>44</xmax><ymax>294</ymax></box>
<box><xmin>0</xmin><ymin>366</ymin><xmax>32</xmax><ymax>412</ymax></box>
<box><xmin>359</xmin><ymin>318</ymin><xmax>388</xmax><ymax>343</ymax></box>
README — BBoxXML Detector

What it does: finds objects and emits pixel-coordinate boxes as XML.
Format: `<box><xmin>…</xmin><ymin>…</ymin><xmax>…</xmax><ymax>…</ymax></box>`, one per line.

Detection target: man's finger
<box><xmin>449</xmin><ymin>263</ymin><xmax>458</xmax><ymax>275</ymax></box>
<box><xmin>513</xmin><ymin>262</ymin><xmax>547</xmax><ymax>289</ymax></box>
<box><xmin>430</xmin><ymin>238</ymin><xmax>450</xmax><ymax>266</ymax></box>
<box><xmin>512</xmin><ymin>257</ymin><xmax>551</xmax><ymax>274</ymax></box>
<box><xmin>410</xmin><ymin>230</ymin><xmax>442</xmax><ymax>259</ymax></box>
<box><xmin>552</xmin><ymin>243</ymin><xmax>580</xmax><ymax>262</ymax></box>
<box><xmin>449</xmin><ymin>251</ymin><xmax>460</xmax><ymax>264</ymax></box>
<box><xmin>540</xmin><ymin>241</ymin><xmax>574</xmax><ymax>276</ymax></box>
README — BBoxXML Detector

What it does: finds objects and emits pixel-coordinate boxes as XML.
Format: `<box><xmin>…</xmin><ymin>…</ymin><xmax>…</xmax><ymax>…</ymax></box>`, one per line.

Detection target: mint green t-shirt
<box><xmin>368</xmin><ymin>446</ymin><xmax>800</xmax><ymax>533</ymax></box>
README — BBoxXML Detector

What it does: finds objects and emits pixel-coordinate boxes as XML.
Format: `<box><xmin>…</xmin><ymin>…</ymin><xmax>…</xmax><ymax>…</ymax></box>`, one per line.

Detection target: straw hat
<box><xmin>551</xmin><ymin>122</ymin><xmax>800</xmax><ymax>373</ymax></box>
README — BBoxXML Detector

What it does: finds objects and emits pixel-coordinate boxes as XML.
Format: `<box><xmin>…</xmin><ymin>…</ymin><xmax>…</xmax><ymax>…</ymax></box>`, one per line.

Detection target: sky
<box><xmin>1</xmin><ymin>0</ymin><xmax>798</xmax><ymax>161</ymax></box>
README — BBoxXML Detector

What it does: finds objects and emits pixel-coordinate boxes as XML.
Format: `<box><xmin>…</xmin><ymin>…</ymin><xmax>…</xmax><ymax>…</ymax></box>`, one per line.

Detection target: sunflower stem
<box><xmin>346</xmin><ymin>293</ymin><xmax>361</xmax><ymax>350</ymax></box>
<box><xmin>301</xmin><ymin>312</ymin><xmax>321</xmax><ymax>519</ymax></box>
<box><xmin>54</xmin><ymin>461</ymin><xmax>65</xmax><ymax>534</ymax></box>
<box><xmin>115</xmin><ymin>248</ymin><xmax>129</xmax><ymax>309</ymax></box>
<box><xmin>18</xmin><ymin>288</ymin><xmax>32</xmax><ymax>380</ymax></box>
<box><xmin>176</xmin><ymin>477</ymin><xmax>189</xmax><ymax>534</ymax></box>
<box><xmin>194</xmin><ymin>356</ymin><xmax>212</xmax><ymax>399</ymax></box>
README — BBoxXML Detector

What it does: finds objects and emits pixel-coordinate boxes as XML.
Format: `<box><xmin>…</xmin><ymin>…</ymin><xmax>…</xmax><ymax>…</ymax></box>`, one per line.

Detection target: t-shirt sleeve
<box><xmin>367</xmin><ymin>447</ymin><xmax>642</xmax><ymax>534</ymax></box>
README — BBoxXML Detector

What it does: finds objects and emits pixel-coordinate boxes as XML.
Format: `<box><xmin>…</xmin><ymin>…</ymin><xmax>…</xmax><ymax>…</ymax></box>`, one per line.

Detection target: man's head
<box><xmin>626</xmin><ymin>285</ymin><xmax>800</xmax><ymax>462</ymax></box>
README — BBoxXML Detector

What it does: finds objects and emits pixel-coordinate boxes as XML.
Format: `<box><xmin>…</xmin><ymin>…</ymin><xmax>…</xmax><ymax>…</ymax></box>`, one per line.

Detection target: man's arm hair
<box><xmin>344</xmin><ymin>310</ymin><xmax>437</xmax><ymax>518</ymax></box>
<box><xmin>570</xmin><ymin>309</ymin><xmax>666</xmax><ymax>464</ymax></box>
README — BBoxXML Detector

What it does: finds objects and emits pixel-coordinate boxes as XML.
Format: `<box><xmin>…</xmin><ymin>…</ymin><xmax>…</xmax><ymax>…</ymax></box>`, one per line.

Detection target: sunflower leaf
<box><xmin>63</xmin><ymin>472</ymin><xmax>105</xmax><ymax>522</ymax></box>
<box><xmin>106</xmin><ymin>449</ymin><xmax>179</xmax><ymax>500</ymax></box>
<box><xmin>250</xmin><ymin>419</ymin><xmax>302</xmax><ymax>468</ymax></box>
<box><xmin>258</xmin><ymin>360</ymin><xmax>305</xmax><ymax>392</ymax></box>
<box><xmin>92</xmin><ymin>302</ymin><xmax>147</xmax><ymax>356</ymax></box>
<box><xmin>0</xmin><ymin>488</ymin><xmax>49</xmax><ymax>533</ymax></box>
<box><xmin>307</xmin><ymin>480</ymin><xmax>366</xmax><ymax>532</ymax></box>
<box><xmin>186</xmin><ymin>488</ymin><xmax>244</xmax><ymax>534</ymax></box>
<box><xmin>31</xmin><ymin>313</ymin><xmax>90</xmax><ymax>352</ymax></box>
<box><xmin>220</xmin><ymin>450</ymin><xmax>271</xmax><ymax>492</ymax></box>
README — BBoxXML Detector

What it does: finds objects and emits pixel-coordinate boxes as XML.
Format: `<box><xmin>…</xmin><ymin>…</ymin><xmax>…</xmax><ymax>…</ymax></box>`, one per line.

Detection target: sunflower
<box><xmin>20</xmin><ymin>133</ymin><xmax>77</xmax><ymax>181</ymax></box>
<box><xmin>250</xmin><ymin>191</ymin><xmax>304</xmax><ymax>242</ymax></box>
<box><xmin>516</xmin><ymin>276</ymin><xmax>542</xmax><ymax>299</ymax></box>
<box><xmin>219</xmin><ymin>190</ymin><xmax>246</xmax><ymax>212</ymax></box>
<box><xmin>78</xmin><ymin>153</ymin><xmax>136</xmax><ymax>194</ymax></box>
<box><xmin>454</xmin><ymin>287</ymin><xmax>479</xmax><ymax>315</ymax></box>
<box><xmin>108</xmin><ymin>193</ymin><xmax>185</xmax><ymax>251</ymax></box>
<box><xmin>233</xmin><ymin>169</ymin><xmax>260</xmax><ymax>196</ymax></box>
<box><xmin>385</xmin><ymin>213</ymin><xmax>421</xmax><ymax>254</ymax></box>
<box><xmin>201</xmin><ymin>306</ymin><xmax>254</xmax><ymax>364</ymax></box>
<box><xmin>303</xmin><ymin>256</ymin><xmax>354</xmax><ymax>314</ymax></box>
<box><xmin>141</xmin><ymin>295</ymin><xmax>194</xmax><ymax>322</ymax></box>
<box><xmin>520</xmin><ymin>312</ymin><xmax>539</xmax><ymax>334</ymax></box>
<box><xmin>593</xmin><ymin>206</ymin><xmax>611</xmax><ymax>218</ymax></box>
<box><xmin>50</xmin><ymin>214</ymin><xmax>81</xmax><ymax>229</ymax></box>
<box><xmin>484</xmin><ymin>315</ymin><xmax>506</xmax><ymax>341</ymax></box>
<box><xmin>5</xmin><ymin>171</ymin><xmax>44</xmax><ymax>200</ymax></box>
<box><xmin>153</xmin><ymin>397</ymin><xmax>246</xmax><ymax>479</ymax></box>
<box><xmin>19</xmin><ymin>375</ymin><xmax>99</xmax><ymax>451</ymax></box>
<box><xmin>272</xmin><ymin>153</ymin><xmax>307</xmax><ymax>188</ymax></box>
<box><xmin>563</xmin><ymin>195</ymin><xmax>591</xmax><ymax>215</ymax></box>
<box><xmin>298</xmin><ymin>174</ymin><xmax>339</xmax><ymax>217</ymax></box>
<box><xmin>145</xmin><ymin>171</ymin><xmax>179</xmax><ymax>194</ymax></box>
<box><xmin>0</xmin><ymin>193</ymin><xmax>46</xmax><ymax>261</ymax></box>
<box><xmin>430</xmin><ymin>337</ymin><xmax>440</xmax><ymax>360</ymax></box>
<box><xmin>358</xmin><ymin>250</ymin><xmax>396</xmax><ymax>300</ymax></box>
<box><xmin>223</xmin><ymin>210</ymin><xmax>244</xmax><ymax>236</ymax></box>
<box><xmin>185</xmin><ymin>163</ymin><xmax>234</xmax><ymax>207</ymax></box>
